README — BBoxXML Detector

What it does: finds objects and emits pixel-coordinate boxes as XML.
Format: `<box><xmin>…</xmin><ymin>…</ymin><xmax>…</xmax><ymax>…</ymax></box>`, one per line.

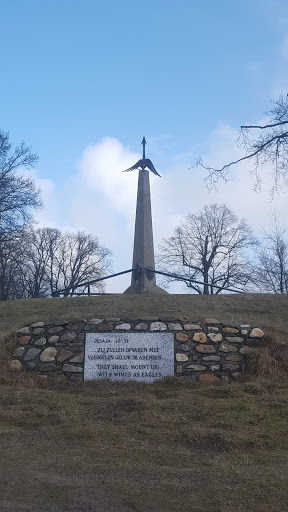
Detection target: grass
<box><xmin>0</xmin><ymin>293</ymin><xmax>288</xmax><ymax>340</ymax></box>
<box><xmin>0</xmin><ymin>294</ymin><xmax>288</xmax><ymax>511</ymax></box>
<box><xmin>1</xmin><ymin>377</ymin><xmax>288</xmax><ymax>511</ymax></box>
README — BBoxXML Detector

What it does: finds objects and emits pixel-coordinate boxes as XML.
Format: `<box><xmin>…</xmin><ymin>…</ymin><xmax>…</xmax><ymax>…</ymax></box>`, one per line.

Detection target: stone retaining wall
<box><xmin>10</xmin><ymin>316</ymin><xmax>264</xmax><ymax>382</ymax></box>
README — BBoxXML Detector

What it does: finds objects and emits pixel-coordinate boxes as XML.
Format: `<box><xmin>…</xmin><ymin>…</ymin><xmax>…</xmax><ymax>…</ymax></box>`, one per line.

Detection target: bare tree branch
<box><xmin>255</xmin><ymin>213</ymin><xmax>288</xmax><ymax>293</ymax></box>
<box><xmin>157</xmin><ymin>204</ymin><xmax>257</xmax><ymax>294</ymax></box>
<box><xmin>0</xmin><ymin>130</ymin><xmax>41</xmax><ymax>240</ymax></box>
<box><xmin>195</xmin><ymin>95</ymin><xmax>288</xmax><ymax>193</ymax></box>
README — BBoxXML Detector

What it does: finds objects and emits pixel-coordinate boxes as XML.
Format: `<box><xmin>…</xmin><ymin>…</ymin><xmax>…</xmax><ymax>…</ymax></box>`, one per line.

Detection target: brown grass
<box><xmin>0</xmin><ymin>294</ymin><xmax>288</xmax><ymax>511</ymax></box>
<box><xmin>0</xmin><ymin>293</ymin><xmax>287</xmax><ymax>341</ymax></box>
<box><xmin>247</xmin><ymin>334</ymin><xmax>288</xmax><ymax>377</ymax></box>
<box><xmin>0</xmin><ymin>377</ymin><xmax>288</xmax><ymax>511</ymax></box>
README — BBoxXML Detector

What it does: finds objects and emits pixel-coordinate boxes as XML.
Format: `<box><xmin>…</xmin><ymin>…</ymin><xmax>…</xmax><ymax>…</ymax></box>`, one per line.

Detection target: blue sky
<box><xmin>1</xmin><ymin>0</ymin><xmax>288</xmax><ymax>291</ymax></box>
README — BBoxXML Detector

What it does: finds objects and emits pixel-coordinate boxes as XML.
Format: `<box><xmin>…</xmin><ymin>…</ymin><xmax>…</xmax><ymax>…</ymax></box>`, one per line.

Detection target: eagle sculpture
<box><xmin>123</xmin><ymin>137</ymin><xmax>161</xmax><ymax>177</ymax></box>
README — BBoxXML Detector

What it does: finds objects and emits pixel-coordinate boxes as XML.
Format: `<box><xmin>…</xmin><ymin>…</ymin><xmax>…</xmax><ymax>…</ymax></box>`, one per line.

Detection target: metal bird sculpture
<box><xmin>123</xmin><ymin>137</ymin><xmax>161</xmax><ymax>177</ymax></box>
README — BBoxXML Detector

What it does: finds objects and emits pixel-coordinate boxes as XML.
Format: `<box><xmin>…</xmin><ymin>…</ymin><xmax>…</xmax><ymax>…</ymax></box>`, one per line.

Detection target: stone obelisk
<box><xmin>123</xmin><ymin>138</ymin><xmax>167</xmax><ymax>294</ymax></box>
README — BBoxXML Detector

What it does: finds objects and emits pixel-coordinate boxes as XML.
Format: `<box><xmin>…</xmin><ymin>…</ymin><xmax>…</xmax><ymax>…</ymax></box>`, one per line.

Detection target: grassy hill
<box><xmin>0</xmin><ymin>294</ymin><xmax>288</xmax><ymax>512</ymax></box>
<box><xmin>1</xmin><ymin>293</ymin><xmax>288</xmax><ymax>341</ymax></box>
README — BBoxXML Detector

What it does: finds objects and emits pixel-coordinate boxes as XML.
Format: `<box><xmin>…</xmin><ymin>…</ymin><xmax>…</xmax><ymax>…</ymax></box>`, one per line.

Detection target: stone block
<box><xmin>225</xmin><ymin>337</ymin><xmax>244</xmax><ymax>344</ymax></box>
<box><xmin>67</xmin><ymin>324</ymin><xmax>80</xmax><ymax>331</ymax></box>
<box><xmin>135</xmin><ymin>323</ymin><xmax>148</xmax><ymax>330</ymax></box>
<box><xmin>34</xmin><ymin>337</ymin><xmax>47</xmax><ymax>346</ymax></box>
<box><xmin>211</xmin><ymin>364</ymin><xmax>220</xmax><ymax>371</ymax></box>
<box><xmin>9</xmin><ymin>360</ymin><xmax>22</xmax><ymax>371</ymax></box>
<box><xmin>40</xmin><ymin>347</ymin><xmax>57</xmax><ymax>362</ymax></box>
<box><xmin>33</xmin><ymin>328</ymin><xmax>46</xmax><ymax>335</ymax></box>
<box><xmin>225</xmin><ymin>355</ymin><xmax>243</xmax><ymax>362</ymax></box>
<box><xmin>115</xmin><ymin>323</ymin><xmax>131</xmax><ymax>330</ymax></box>
<box><xmin>63</xmin><ymin>364</ymin><xmax>83</xmax><ymax>373</ymax></box>
<box><xmin>186</xmin><ymin>364</ymin><xmax>206</xmax><ymax>371</ymax></box>
<box><xmin>222</xmin><ymin>363</ymin><xmax>240</xmax><ymax>371</ymax></box>
<box><xmin>57</xmin><ymin>349</ymin><xmax>73</xmax><ymax>362</ymax></box>
<box><xmin>60</xmin><ymin>332</ymin><xmax>78</xmax><ymax>342</ymax></box>
<box><xmin>196</xmin><ymin>345</ymin><xmax>216</xmax><ymax>353</ymax></box>
<box><xmin>176</xmin><ymin>353</ymin><xmax>188</xmax><ymax>362</ymax></box>
<box><xmin>26</xmin><ymin>361</ymin><xmax>37</xmax><ymax>370</ymax></box>
<box><xmin>23</xmin><ymin>348</ymin><xmax>41</xmax><ymax>361</ymax></box>
<box><xmin>16</xmin><ymin>327</ymin><xmax>31</xmax><ymax>335</ymax></box>
<box><xmin>39</xmin><ymin>363</ymin><xmax>60</xmax><ymax>372</ymax></box>
<box><xmin>175</xmin><ymin>333</ymin><xmax>188</xmax><ymax>342</ymax></box>
<box><xmin>168</xmin><ymin>323</ymin><xmax>182</xmax><ymax>331</ymax></box>
<box><xmin>250</xmin><ymin>328</ymin><xmax>264</xmax><ymax>338</ymax></box>
<box><xmin>219</xmin><ymin>342</ymin><xmax>238</xmax><ymax>353</ymax></box>
<box><xmin>207</xmin><ymin>333</ymin><xmax>222</xmax><ymax>342</ymax></box>
<box><xmin>184</xmin><ymin>324</ymin><xmax>201</xmax><ymax>330</ymax></box>
<box><xmin>199</xmin><ymin>374</ymin><xmax>220</xmax><ymax>382</ymax></box>
<box><xmin>193</xmin><ymin>332</ymin><xmax>207</xmax><ymax>343</ymax></box>
<box><xmin>13</xmin><ymin>347</ymin><xmax>25</xmax><ymax>357</ymax></box>
<box><xmin>18</xmin><ymin>336</ymin><xmax>31</xmax><ymax>344</ymax></box>
<box><xmin>176</xmin><ymin>343</ymin><xmax>190</xmax><ymax>352</ymax></box>
<box><xmin>97</xmin><ymin>324</ymin><xmax>113</xmax><ymax>331</ymax></box>
<box><xmin>70</xmin><ymin>352</ymin><xmax>84</xmax><ymax>363</ymax></box>
<box><xmin>150</xmin><ymin>322</ymin><xmax>167</xmax><ymax>331</ymax></box>
<box><xmin>31</xmin><ymin>322</ymin><xmax>45</xmax><ymax>328</ymax></box>
<box><xmin>223</xmin><ymin>327</ymin><xmax>239</xmax><ymax>334</ymax></box>
<box><xmin>48</xmin><ymin>335</ymin><xmax>59</xmax><ymax>344</ymax></box>
<box><xmin>202</xmin><ymin>318</ymin><xmax>221</xmax><ymax>324</ymax></box>
<box><xmin>48</xmin><ymin>326</ymin><xmax>64</xmax><ymax>334</ymax></box>
<box><xmin>239</xmin><ymin>346</ymin><xmax>254</xmax><ymax>355</ymax></box>
<box><xmin>202</xmin><ymin>356</ymin><xmax>221</xmax><ymax>361</ymax></box>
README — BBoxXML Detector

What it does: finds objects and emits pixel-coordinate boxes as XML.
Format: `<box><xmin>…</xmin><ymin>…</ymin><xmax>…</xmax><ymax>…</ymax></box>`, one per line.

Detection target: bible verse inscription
<box><xmin>84</xmin><ymin>332</ymin><xmax>174</xmax><ymax>382</ymax></box>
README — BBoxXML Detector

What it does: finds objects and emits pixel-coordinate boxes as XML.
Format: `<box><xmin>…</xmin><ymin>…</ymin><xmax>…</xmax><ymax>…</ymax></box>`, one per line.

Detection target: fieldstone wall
<box><xmin>10</xmin><ymin>316</ymin><xmax>264</xmax><ymax>382</ymax></box>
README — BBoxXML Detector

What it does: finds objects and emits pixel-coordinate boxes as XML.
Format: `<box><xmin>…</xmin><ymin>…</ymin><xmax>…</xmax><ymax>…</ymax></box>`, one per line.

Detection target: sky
<box><xmin>1</xmin><ymin>0</ymin><xmax>288</xmax><ymax>292</ymax></box>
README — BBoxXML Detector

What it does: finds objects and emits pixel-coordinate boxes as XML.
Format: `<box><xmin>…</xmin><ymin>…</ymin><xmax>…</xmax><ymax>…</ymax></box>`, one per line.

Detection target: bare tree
<box><xmin>255</xmin><ymin>215</ymin><xmax>288</xmax><ymax>293</ymax></box>
<box><xmin>0</xmin><ymin>234</ymin><xmax>25</xmax><ymax>300</ymax></box>
<box><xmin>52</xmin><ymin>231</ymin><xmax>112</xmax><ymax>296</ymax></box>
<box><xmin>158</xmin><ymin>204</ymin><xmax>257</xmax><ymax>294</ymax></box>
<box><xmin>18</xmin><ymin>228</ymin><xmax>61</xmax><ymax>298</ymax></box>
<box><xmin>17</xmin><ymin>228</ymin><xmax>112</xmax><ymax>298</ymax></box>
<box><xmin>196</xmin><ymin>95</ymin><xmax>288</xmax><ymax>194</ymax></box>
<box><xmin>0</xmin><ymin>131</ymin><xmax>41</xmax><ymax>240</ymax></box>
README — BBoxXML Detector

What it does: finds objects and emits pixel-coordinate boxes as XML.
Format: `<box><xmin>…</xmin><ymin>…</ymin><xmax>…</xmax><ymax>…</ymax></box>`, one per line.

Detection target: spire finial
<box><xmin>141</xmin><ymin>136</ymin><xmax>146</xmax><ymax>159</ymax></box>
<box><xmin>122</xmin><ymin>137</ymin><xmax>161</xmax><ymax>177</ymax></box>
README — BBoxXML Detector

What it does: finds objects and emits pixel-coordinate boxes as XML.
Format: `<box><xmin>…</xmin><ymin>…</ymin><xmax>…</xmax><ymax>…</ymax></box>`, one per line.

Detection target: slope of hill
<box><xmin>0</xmin><ymin>294</ymin><xmax>287</xmax><ymax>512</ymax></box>
<box><xmin>0</xmin><ymin>293</ymin><xmax>287</xmax><ymax>342</ymax></box>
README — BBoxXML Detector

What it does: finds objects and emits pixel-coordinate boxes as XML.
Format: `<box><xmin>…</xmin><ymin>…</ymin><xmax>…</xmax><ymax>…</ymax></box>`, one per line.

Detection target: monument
<box><xmin>84</xmin><ymin>331</ymin><xmax>174</xmax><ymax>382</ymax></box>
<box><xmin>123</xmin><ymin>137</ymin><xmax>167</xmax><ymax>294</ymax></box>
<box><xmin>84</xmin><ymin>138</ymin><xmax>172</xmax><ymax>382</ymax></box>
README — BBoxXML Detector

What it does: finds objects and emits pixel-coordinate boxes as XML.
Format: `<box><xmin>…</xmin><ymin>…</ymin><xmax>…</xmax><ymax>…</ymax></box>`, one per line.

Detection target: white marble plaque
<box><xmin>84</xmin><ymin>332</ymin><xmax>174</xmax><ymax>382</ymax></box>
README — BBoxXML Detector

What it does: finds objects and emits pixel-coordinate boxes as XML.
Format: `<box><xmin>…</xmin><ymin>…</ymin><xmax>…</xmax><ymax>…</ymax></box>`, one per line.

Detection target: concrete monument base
<box><xmin>124</xmin><ymin>283</ymin><xmax>168</xmax><ymax>294</ymax></box>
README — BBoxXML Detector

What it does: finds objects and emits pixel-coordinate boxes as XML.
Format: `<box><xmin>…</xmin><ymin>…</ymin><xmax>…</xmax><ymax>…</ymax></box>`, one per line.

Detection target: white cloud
<box><xmin>79</xmin><ymin>137</ymin><xmax>139</xmax><ymax>222</ymax></box>
<box><xmin>62</xmin><ymin>138</ymin><xmax>142</xmax><ymax>291</ymax></box>
<box><xmin>33</xmin><ymin>133</ymin><xmax>288</xmax><ymax>294</ymax></box>
<box><xmin>20</xmin><ymin>169</ymin><xmax>59</xmax><ymax>228</ymax></box>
